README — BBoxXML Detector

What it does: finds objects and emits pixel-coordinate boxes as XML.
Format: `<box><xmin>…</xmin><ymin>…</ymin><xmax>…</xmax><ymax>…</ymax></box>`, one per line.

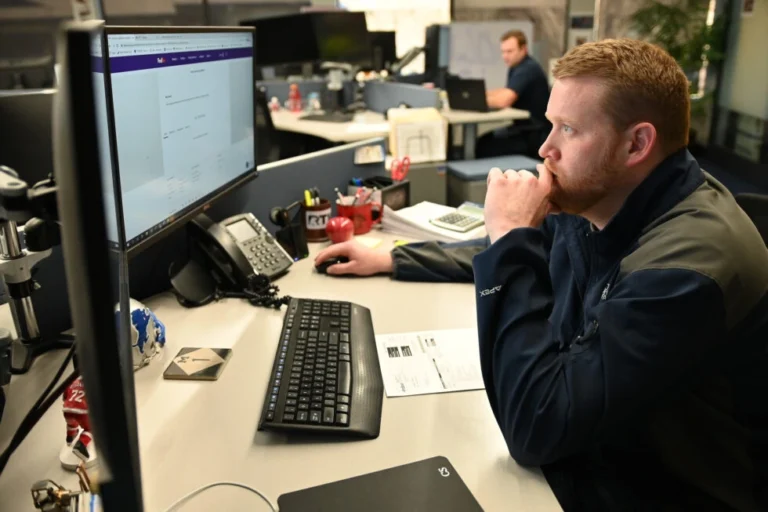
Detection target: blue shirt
<box><xmin>506</xmin><ymin>55</ymin><xmax>550</xmax><ymax>126</ymax></box>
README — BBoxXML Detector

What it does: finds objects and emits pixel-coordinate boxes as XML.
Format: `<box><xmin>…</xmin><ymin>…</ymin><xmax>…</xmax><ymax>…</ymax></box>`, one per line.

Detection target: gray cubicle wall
<box><xmin>257</xmin><ymin>79</ymin><xmax>356</xmax><ymax>108</ymax></box>
<box><xmin>207</xmin><ymin>137</ymin><xmax>387</xmax><ymax>231</ymax></box>
<box><xmin>30</xmin><ymin>138</ymin><xmax>388</xmax><ymax>339</ymax></box>
<box><xmin>363</xmin><ymin>81</ymin><xmax>441</xmax><ymax>114</ymax></box>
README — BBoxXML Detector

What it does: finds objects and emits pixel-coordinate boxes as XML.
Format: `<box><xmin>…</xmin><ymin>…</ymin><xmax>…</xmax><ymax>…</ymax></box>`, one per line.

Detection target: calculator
<box><xmin>429</xmin><ymin>211</ymin><xmax>485</xmax><ymax>233</ymax></box>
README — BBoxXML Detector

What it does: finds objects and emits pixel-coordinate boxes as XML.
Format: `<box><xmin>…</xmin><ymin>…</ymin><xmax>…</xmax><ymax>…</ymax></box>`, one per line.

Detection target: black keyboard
<box><xmin>258</xmin><ymin>298</ymin><xmax>384</xmax><ymax>439</ymax></box>
<box><xmin>300</xmin><ymin>112</ymin><xmax>354</xmax><ymax>123</ymax></box>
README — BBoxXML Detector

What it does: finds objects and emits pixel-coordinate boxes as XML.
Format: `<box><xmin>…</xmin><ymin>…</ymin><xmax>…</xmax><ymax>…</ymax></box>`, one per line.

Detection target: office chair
<box><xmin>255</xmin><ymin>87</ymin><xmax>281</xmax><ymax>165</ymax></box>
<box><xmin>735</xmin><ymin>193</ymin><xmax>768</xmax><ymax>246</ymax></box>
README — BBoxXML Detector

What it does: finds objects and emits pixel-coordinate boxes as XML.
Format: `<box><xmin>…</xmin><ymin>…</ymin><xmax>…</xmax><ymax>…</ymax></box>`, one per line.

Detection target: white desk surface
<box><xmin>442</xmin><ymin>108</ymin><xmax>530</xmax><ymax>125</ymax></box>
<box><xmin>271</xmin><ymin>110</ymin><xmax>390</xmax><ymax>143</ymax></box>
<box><xmin>0</xmin><ymin>232</ymin><xmax>560</xmax><ymax>511</ymax></box>
<box><xmin>271</xmin><ymin>108</ymin><xmax>530</xmax><ymax>144</ymax></box>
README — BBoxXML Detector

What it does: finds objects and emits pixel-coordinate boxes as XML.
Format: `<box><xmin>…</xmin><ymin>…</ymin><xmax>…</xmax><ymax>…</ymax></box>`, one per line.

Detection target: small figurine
<box><xmin>59</xmin><ymin>377</ymin><xmax>97</xmax><ymax>470</ymax></box>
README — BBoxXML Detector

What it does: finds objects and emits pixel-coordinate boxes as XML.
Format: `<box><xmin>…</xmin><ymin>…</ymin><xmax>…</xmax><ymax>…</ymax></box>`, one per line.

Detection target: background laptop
<box><xmin>446</xmin><ymin>78</ymin><xmax>497</xmax><ymax>113</ymax></box>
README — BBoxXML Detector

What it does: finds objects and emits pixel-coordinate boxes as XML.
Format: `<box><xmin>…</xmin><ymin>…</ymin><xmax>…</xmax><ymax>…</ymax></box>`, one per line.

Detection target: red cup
<box><xmin>326</xmin><ymin>216</ymin><xmax>355</xmax><ymax>244</ymax></box>
<box><xmin>336</xmin><ymin>202</ymin><xmax>382</xmax><ymax>235</ymax></box>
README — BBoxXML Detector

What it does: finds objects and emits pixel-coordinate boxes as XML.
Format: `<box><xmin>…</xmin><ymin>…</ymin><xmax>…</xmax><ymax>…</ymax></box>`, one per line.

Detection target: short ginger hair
<box><xmin>553</xmin><ymin>38</ymin><xmax>690</xmax><ymax>155</ymax></box>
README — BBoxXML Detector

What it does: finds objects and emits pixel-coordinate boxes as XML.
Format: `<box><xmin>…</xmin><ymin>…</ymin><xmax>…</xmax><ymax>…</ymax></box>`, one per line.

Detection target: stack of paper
<box><xmin>380</xmin><ymin>201</ymin><xmax>486</xmax><ymax>243</ymax></box>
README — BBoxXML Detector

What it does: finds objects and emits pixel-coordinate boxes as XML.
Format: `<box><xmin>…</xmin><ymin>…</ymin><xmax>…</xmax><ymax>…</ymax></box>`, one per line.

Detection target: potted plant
<box><xmin>628</xmin><ymin>0</ymin><xmax>727</xmax><ymax>149</ymax></box>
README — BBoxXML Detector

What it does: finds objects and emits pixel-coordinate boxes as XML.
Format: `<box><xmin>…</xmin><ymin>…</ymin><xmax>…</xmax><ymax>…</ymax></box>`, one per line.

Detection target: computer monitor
<box><xmin>98</xmin><ymin>26</ymin><xmax>257</xmax><ymax>256</ymax></box>
<box><xmin>242</xmin><ymin>14</ymin><xmax>319</xmax><ymax>67</ymax></box>
<box><xmin>370</xmin><ymin>31</ymin><xmax>397</xmax><ymax>70</ymax></box>
<box><xmin>54</xmin><ymin>19</ymin><xmax>143</xmax><ymax>510</ymax></box>
<box><xmin>312</xmin><ymin>11</ymin><xmax>371</xmax><ymax>67</ymax></box>
<box><xmin>0</xmin><ymin>90</ymin><xmax>56</xmax><ymax>185</ymax></box>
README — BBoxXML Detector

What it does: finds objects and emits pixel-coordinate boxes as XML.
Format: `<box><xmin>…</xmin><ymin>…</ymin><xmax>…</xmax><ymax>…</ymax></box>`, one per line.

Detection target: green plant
<box><xmin>629</xmin><ymin>0</ymin><xmax>728</xmax><ymax>146</ymax></box>
<box><xmin>629</xmin><ymin>0</ymin><xmax>726</xmax><ymax>83</ymax></box>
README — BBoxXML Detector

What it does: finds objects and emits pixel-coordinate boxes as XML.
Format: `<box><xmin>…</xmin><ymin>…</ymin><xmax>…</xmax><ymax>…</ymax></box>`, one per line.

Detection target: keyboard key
<box><xmin>338</xmin><ymin>362</ymin><xmax>351</xmax><ymax>395</ymax></box>
<box><xmin>286</xmin><ymin>399</ymin><xmax>297</xmax><ymax>406</ymax></box>
<box><xmin>311</xmin><ymin>402</ymin><xmax>323</xmax><ymax>410</ymax></box>
<box><xmin>324</xmin><ymin>392</ymin><xmax>336</xmax><ymax>400</ymax></box>
<box><xmin>284</xmin><ymin>406</ymin><xmax>297</xmax><ymax>414</ymax></box>
<box><xmin>283</xmin><ymin>413</ymin><xmax>295</xmax><ymax>422</ymax></box>
<box><xmin>323</xmin><ymin>407</ymin><xmax>335</xmax><ymax>424</ymax></box>
<box><xmin>337</xmin><ymin>403</ymin><xmax>349</xmax><ymax>413</ymax></box>
<box><xmin>337</xmin><ymin>394</ymin><xmax>349</xmax><ymax>404</ymax></box>
<box><xmin>340</xmin><ymin>343</ymin><xmax>350</xmax><ymax>355</ymax></box>
<box><xmin>336</xmin><ymin>413</ymin><xmax>349</xmax><ymax>426</ymax></box>
<box><xmin>324</xmin><ymin>399</ymin><xmax>335</xmax><ymax>407</ymax></box>
<box><xmin>330</xmin><ymin>332</ymin><xmax>339</xmax><ymax>344</ymax></box>
<box><xmin>266</xmin><ymin>411</ymin><xmax>274</xmax><ymax>421</ymax></box>
<box><xmin>309</xmin><ymin>411</ymin><xmax>321</xmax><ymax>423</ymax></box>
<box><xmin>340</xmin><ymin>333</ymin><xmax>349</xmax><ymax>343</ymax></box>
<box><xmin>298</xmin><ymin>403</ymin><xmax>309</xmax><ymax>410</ymax></box>
<box><xmin>297</xmin><ymin>411</ymin><xmax>308</xmax><ymax>422</ymax></box>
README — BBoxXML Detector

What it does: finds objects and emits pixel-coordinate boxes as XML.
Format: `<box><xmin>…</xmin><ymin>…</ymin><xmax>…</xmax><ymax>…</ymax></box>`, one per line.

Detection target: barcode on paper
<box><xmin>401</xmin><ymin>346</ymin><xmax>413</xmax><ymax>357</ymax></box>
<box><xmin>387</xmin><ymin>346</ymin><xmax>401</xmax><ymax>358</ymax></box>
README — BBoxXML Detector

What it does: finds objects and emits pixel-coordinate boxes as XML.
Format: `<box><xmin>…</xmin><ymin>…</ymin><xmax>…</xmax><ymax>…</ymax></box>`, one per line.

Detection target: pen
<box><xmin>334</xmin><ymin>187</ymin><xmax>345</xmax><ymax>203</ymax></box>
<box><xmin>304</xmin><ymin>189</ymin><xmax>313</xmax><ymax>207</ymax></box>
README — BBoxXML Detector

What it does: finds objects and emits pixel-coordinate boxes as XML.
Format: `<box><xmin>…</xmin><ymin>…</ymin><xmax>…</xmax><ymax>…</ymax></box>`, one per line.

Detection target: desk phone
<box><xmin>218</xmin><ymin>213</ymin><xmax>294</xmax><ymax>281</ymax></box>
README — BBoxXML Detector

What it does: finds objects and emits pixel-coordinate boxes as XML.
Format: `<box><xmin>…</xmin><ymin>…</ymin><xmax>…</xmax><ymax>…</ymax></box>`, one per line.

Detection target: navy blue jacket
<box><xmin>391</xmin><ymin>149</ymin><xmax>768</xmax><ymax>511</ymax></box>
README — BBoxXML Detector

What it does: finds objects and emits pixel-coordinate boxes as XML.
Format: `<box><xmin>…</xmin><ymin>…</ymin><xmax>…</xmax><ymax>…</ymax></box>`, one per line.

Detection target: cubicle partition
<box><xmin>257</xmin><ymin>79</ymin><xmax>357</xmax><ymax>109</ymax></box>
<box><xmin>210</xmin><ymin>137</ymin><xmax>387</xmax><ymax>232</ymax></box>
<box><xmin>363</xmin><ymin>81</ymin><xmax>441</xmax><ymax>114</ymax></box>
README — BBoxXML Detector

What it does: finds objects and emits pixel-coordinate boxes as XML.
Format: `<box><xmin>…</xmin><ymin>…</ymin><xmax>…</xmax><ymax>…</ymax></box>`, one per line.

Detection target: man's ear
<box><xmin>624</xmin><ymin>122</ymin><xmax>657</xmax><ymax>167</ymax></box>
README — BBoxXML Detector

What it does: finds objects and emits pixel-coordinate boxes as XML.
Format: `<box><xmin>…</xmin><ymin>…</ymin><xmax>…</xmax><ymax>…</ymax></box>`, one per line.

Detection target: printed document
<box><xmin>375</xmin><ymin>328</ymin><xmax>484</xmax><ymax>397</ymax></box>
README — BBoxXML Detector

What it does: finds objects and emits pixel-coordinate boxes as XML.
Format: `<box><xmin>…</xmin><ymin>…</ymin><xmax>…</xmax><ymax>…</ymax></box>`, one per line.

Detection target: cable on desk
<box><xmin>0</xmin><ymin>343</ymin><xmax>78</xmax><ymax>476</ymax></box>
<box><xmin>163</xmin><ymin>481</ymin><xmax>278</xmax><ymax>512</ymax></box>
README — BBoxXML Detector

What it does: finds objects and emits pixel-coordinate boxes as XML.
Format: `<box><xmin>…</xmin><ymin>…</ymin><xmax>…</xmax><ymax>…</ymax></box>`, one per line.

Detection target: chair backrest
<box><xmin>735</xmin><ymin>193</ymin><xmax>768</xmax><ymax>246</ymax></box>
<box><xmin>255</xmin><ymin>86</ymin><xmax>280</xmax><ymax>165</ymax></box>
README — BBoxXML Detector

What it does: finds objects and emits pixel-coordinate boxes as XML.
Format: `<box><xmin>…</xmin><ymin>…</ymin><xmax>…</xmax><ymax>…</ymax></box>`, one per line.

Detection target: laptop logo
<box><xmin>462</xmin><ymin>91</ymin><xmax>469</xmax><ymax>99</ymax></box>
<box><xmin>438</xmin><ymin>467</ymin><xmax>450</xmax><ymax>478</ymax></box>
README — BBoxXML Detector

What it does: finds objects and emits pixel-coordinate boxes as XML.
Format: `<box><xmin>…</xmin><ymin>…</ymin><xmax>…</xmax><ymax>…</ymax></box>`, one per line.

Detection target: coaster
<box><xmin>163</xmin><ymin>347</ymin><xmax>232</xmax><ymax>381</ymax></box>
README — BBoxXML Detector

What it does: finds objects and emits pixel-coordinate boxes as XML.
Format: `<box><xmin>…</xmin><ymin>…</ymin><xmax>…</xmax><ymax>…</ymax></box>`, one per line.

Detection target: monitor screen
<box><xmin>370</xmin><ymin>31</ymin><xmax>397</xmax><ymax>69</ymax></box>
<box><xmin>312</xmin><ymin>12</ymin><xmax>371</xmax><ymax>67</ymax></box>
<box><xmin>244</xmin><ymin>15</ymin><xmax>318</xmax><ymax>67</ymax></box>
<box><xmin>101</xmin><ymin>27</ymin><xmax>256</xmax><ymax>253</ymax></box>
<box><xmin>0</xmin><ymin>90</ymin><xmax>56</xmax><ymax>186</ymax></box>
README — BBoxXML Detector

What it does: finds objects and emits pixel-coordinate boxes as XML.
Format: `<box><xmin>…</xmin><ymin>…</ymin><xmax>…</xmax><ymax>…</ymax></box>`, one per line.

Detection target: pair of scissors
<box><xmin>391</xmin><ymin>156</ymin><xmax>411</xmax><ymax>182</ymax></box>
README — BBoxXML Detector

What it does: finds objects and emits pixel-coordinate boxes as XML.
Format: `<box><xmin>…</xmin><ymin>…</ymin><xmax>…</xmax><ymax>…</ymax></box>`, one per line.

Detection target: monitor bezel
<box><xmin>101</xmin><ymin>25</ymin><xmax>258</xmax><ymax>259</ymax></box>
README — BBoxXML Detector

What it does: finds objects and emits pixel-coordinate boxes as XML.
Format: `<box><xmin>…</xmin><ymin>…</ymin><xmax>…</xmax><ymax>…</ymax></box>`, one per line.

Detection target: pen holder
<box><xmin>337</xmin><ymin>202</ymin><xmax>382</xmax><ymax>235</ymax></box>
<box><xmin>348</xmin><ymin>177</ymin><xmax>410</xmax><ymax>211</ymax></box>
<box><xmin>301</xmin><ymin>198</ymin><xmax>332</xmax><ymax>242</ymax></box>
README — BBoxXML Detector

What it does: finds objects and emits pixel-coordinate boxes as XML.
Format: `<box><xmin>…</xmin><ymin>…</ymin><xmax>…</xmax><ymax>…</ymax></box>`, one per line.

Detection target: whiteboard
<box><xmin>448</xmin><ymin>21</ymin><xmax>534</xmax><ymax>90</ymax></box>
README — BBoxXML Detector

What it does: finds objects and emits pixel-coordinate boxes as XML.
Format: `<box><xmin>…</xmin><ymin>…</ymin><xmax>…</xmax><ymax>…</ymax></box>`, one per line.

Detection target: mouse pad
<box><xmin>277</xmin><ymin>456</ymin><xmax>484</xmax><ymax>512</ymax></box>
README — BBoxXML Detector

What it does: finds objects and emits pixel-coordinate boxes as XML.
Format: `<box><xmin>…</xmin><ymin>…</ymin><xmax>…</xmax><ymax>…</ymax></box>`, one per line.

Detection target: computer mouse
<box><xmin>315</xmin><ymin>256</ymin><xmax>349</xmax><ymax>274</ymax></box>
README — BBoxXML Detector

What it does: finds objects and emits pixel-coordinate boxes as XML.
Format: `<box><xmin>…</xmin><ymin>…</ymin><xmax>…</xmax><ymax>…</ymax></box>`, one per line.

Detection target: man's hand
<box><xmin>314</xmin><ymin>240</ymin><xmax>394</xmax><ymax>277</ymax></box>
<box><xmin>484</xmin><ymin>163</ymin><xmax>553</xmax><ymax>244</ymax></box>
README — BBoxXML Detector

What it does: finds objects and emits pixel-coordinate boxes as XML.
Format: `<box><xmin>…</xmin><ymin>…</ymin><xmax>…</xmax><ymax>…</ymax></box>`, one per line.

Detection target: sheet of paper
<box><xmin>375</xmin><ymin>328</ymin><xmax>484</xmax><ymax>397</ymax></box>
<box><xmin>392</xmin><ymin>120</ymin><xmax>447</xmax><ymax>164</ymax></box>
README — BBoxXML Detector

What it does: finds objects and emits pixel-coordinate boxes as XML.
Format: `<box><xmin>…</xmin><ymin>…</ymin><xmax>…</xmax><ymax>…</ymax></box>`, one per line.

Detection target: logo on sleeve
<box><xmin>479</xmin><ymin>285</ymin><xmax>502</xmax><ymax>297</ymax></box>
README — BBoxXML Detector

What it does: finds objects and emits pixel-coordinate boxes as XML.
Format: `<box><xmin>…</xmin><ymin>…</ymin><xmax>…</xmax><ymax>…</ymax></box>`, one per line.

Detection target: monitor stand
<box><xmin>0</xmin><ymin>219</ymin><xmax>74</xmax><ymax>374</ymax></box>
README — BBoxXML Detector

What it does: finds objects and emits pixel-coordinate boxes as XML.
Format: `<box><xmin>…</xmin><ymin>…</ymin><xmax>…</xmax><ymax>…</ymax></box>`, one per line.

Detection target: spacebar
<box><xmin>337</xmin><ymin>361</ymin><xmax>351</xmax><ymax>395</ymax></box>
